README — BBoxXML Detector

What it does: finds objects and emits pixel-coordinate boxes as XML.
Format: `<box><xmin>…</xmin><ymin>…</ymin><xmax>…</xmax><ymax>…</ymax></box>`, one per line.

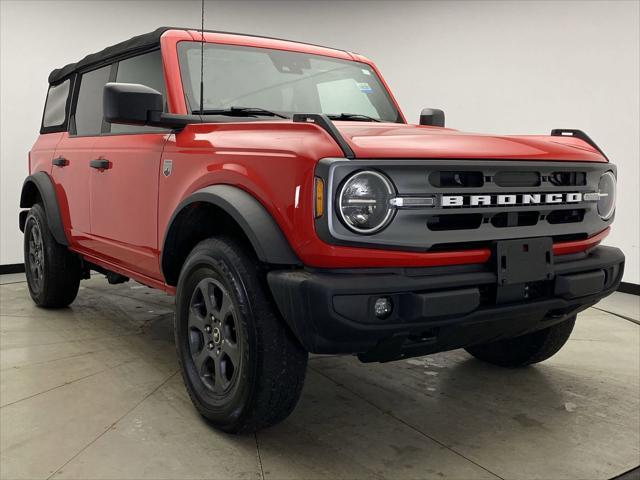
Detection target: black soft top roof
<box><xmin>49</xmin><ymin>27</ymin><xmax>171</xmax><ymax>84</ymax></box>
<box><xmin>48</xmin><ymin>27</ymin><xmax>348</xmax><ymax>85</ymax></box>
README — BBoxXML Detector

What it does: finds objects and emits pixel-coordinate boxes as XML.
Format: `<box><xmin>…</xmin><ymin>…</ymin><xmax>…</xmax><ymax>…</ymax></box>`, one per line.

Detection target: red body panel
<box><xmin>86</xmin><ymin>133</ymin><xmax>168</xmax><ymax>278</ymax></box>
<box><xmin>333</xmin><ymin>123</ymin><xmax>606</xmax><ymax>161</ymax></box>
<box><xmin>50</xmin><ymin>133</ymin><xmax>95</xmax><ymax>239</ymax></box>
<box><xmin>30</xmin><ymin>133</ymin><xmax>62</xmax><ymax>175</ymax></box>
<box><xmin>29</xmin><ymin>29</ymin><xmax>610</xmax><ymax>291</ymax></box>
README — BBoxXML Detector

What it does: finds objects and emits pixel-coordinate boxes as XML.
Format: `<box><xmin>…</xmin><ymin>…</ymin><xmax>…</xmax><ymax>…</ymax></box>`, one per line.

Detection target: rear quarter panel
<box><xmin>29</xmin><ymin>133</ymin><xmax>63</xmax><ymax>175</ymax></box>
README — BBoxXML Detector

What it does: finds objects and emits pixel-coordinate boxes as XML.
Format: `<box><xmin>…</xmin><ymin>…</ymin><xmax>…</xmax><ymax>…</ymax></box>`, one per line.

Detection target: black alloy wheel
<box><xmin>188</xmin><ymin>278</ymin><xmax>242</xmax><ymax>395</ymax></box>
<box><xmin>26</xmin><ymin>220</ymin><xmax>45</xmax><ymax>294</ymax></box>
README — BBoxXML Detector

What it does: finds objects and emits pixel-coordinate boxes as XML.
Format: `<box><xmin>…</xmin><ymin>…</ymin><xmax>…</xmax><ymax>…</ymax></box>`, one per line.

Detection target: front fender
<box><xmin>19</xmin><ymin>172</ymin><xmax>68</xmax><ymax>246</ymax></box>
<box><xmin>161</xmin><ymin>185</ymin><xmax>301</xmax><ymax>282</ymax></box>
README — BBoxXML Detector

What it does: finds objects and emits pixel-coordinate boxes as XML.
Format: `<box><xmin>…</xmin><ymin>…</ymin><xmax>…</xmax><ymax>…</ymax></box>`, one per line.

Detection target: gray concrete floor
<box><xmin>0</xmin><ymin>274</ymin><xmax>638</xmax><ymax>480</ymax></box>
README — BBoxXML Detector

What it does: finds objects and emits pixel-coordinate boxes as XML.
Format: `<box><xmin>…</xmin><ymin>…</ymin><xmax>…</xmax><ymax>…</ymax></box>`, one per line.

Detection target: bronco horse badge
<box><xmin>162</xmin><ymin>159</ymin><xmax>173</xmax><ymax>177</ymax></box>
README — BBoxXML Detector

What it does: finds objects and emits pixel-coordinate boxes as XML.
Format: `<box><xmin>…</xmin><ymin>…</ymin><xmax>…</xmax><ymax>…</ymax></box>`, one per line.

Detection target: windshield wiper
<box><xmin>327</xmin><ymin>113</ymin><xmax>381</xmax><ymax>122</ymax></box>
<box><xmin>196</xmin><ymin>106</ymin><xmax>289</xmax><ymax>119</ymax></box>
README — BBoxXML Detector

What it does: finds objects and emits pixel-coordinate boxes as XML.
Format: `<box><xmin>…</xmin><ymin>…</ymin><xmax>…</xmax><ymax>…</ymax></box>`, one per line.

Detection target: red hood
<box><xmin>333</xmin><ymin>122</ymin><xmax>606</xmax><ymax>162</ymax></box>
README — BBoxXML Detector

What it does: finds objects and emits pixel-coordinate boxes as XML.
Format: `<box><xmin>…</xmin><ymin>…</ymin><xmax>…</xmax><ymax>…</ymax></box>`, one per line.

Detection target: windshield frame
<box><xmin>175</xmin><ymin>40</ymin><xmax>405</xmax><ymax>123</ymax></box>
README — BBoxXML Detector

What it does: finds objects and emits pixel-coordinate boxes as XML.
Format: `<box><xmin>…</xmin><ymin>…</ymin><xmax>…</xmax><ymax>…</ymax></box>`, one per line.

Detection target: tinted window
<box><xmin>110</xmin><ymin>50</ymin><xmax>166</xmax><ymax>133</ymax></box>
<box><xmin>43</xmin><ymin>79</ymin><xmax>70</xmax><ymax>128</ymax></box>
<box><xmin>75</xmin><ymin>65</ymin><xmax>111</xmax><ymax>136</ymax></box>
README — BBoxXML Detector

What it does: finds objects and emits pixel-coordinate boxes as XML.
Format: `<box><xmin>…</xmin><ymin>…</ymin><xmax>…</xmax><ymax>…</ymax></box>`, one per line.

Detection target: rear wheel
<box><xmin>175</xmin><ymin>236</ymin><xmax>308</xmax><ymax>433</ymax></box>
<box><xmin>23</xmin><ymin>203</ymin><xmax>80</xmax><ymax>308</ymax></box>
<box><xmin>465</xmin><ymin>316</ymin><xmax>576</xmax><ymax>367</ymax></box>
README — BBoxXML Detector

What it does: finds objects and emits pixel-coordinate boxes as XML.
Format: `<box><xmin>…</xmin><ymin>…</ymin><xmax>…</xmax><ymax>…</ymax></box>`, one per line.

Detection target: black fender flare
<box><xmin>161</xmin><ymin>185</ymin><xmax>301</xmax><ymax>282</ymax></box>
<box><xmin>19</xmin><ymin>172</ymin><xmax>68</xmax><ymax>246</ymax></box>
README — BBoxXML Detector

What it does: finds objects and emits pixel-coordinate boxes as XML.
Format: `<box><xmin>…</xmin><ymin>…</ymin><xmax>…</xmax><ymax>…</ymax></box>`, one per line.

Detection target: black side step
<box><xmin>292</xmin><ymin>113</ymin><xmax>355</xmax><ymax>159</ymax></box>
<box><xmin>551</xmin><ymin>129</ymin><xmax>609</xmax><ymax>161</ymax></box>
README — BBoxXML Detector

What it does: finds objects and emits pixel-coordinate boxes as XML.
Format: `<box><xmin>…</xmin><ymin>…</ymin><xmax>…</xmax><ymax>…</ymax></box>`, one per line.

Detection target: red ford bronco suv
<box><xmin>21</xmin><ymin>27</ymin><xmax>624</xmax><ymax>433</ymax></box>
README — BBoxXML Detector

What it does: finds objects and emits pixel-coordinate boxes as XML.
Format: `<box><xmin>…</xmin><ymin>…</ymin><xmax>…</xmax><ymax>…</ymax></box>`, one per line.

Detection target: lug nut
<box><xmin>204</xmin><ymin>325</ymin><xmax>212</xmax><ymax>333</ymax></box>
<box><xmin>207</xmin><ymin>342</ymin><xmax>214</xmax><ymax>350</ymax></box>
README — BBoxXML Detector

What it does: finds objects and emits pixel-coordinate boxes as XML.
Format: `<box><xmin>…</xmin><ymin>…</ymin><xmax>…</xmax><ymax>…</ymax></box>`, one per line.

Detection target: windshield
<box><xmin>177</xmin><ymin>41</ymin><xmax>402</xmax><ymax>122</ymax></box>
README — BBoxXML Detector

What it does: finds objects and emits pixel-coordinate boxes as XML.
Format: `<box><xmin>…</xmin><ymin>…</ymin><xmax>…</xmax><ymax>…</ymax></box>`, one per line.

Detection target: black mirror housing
<box><xmin>419</xmin><ymin>108</ymin><xmax>445</xmax><ymax>127</ymax></box>
<box><xmin>103</xmin><ymin>82</ymin><xmax>163</xmax><ymax>126</ymax></box>
<box><xmin>103</xmin><ymin>82</ymin><xmax>197</xmax><ymax>130</ymax></box>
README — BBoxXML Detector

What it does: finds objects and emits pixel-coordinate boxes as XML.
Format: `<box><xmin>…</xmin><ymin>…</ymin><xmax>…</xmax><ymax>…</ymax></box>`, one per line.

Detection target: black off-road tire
<box><xmin>23</xmin><ymin>203</ymin><xmax>81</xmax><ymax>308</ymax></box>
<box><xmin>175</xmin><ymin>236</ymin><xmax>308</xmax><ymax>433</ymax></box>
<box><xmin>465</xmin><ymin>316</ymin><xmax>576</xmax><ymax>367</ymax></box>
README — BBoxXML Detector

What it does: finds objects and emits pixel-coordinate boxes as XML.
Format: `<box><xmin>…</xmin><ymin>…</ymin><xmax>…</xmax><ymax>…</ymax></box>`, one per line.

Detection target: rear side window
<box><xmin>74</xmin><ymin>65</ymin><xmax>111</xmax><ymax>136</ymax></box>
<box><xmin>42</xmin><ymin>79</ymin><xmax>71</xmax><ymax>131</ymax></box>
<box><xmin>109</xmin><ymin>50</ymin><xmax>166</xmax><ymax>134</ymax></box>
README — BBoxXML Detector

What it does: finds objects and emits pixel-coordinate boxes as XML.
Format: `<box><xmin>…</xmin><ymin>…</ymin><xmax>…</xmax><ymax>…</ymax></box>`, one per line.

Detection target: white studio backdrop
<box><xmin>1</xmin><ymin>0</ymin><xmax>638</xmax><ymax>283</ymax></box>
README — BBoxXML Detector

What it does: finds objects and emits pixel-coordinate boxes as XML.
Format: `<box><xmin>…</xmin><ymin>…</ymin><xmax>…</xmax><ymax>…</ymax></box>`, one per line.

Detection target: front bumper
<box><xmin>267</xmin><ymin>246</ymin><xmax>624</xmax><ymax>362</ymax></box>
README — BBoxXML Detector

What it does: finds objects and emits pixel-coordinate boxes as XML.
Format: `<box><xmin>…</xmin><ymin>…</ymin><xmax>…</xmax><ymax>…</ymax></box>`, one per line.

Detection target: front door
<box><xmin>88</xmin><ymin>50</ymin><xmax>170</xmax><ymax>279</ymax></box>
<box><xmin>89</xmin><ymin>133</ymin><xmax>168</xmax><ymax>278</ymax></box>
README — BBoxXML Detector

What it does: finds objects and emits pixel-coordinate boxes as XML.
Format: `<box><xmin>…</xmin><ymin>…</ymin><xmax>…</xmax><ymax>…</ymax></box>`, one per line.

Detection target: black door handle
<box><xmin>90</xmin><ymin>159</ymin><xmax>110</xmax><ymax>170</ymax></box>
<box><xmin>52</xmin><ymin>157</ymin><xmax>68</xmax><ymax>167</ymax></box>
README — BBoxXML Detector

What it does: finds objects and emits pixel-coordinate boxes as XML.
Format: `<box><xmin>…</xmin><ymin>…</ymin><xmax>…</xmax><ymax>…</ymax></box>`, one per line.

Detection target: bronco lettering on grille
<box><xmin>440</xmin><ymin>192</ymin><xmax>591</xmax><ymax>207</ymax></box>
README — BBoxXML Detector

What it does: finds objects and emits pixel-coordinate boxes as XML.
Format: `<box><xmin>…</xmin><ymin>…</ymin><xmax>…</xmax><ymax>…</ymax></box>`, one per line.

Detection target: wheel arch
<box><xmin>19</xmin><ymin>172</ymin><xmax>68</xmax><ymax>246</ymax></box>
<box><xmin>161</xmin><ymin>185</ymin><xmax>301</xmax><ymax>286</ymax></box>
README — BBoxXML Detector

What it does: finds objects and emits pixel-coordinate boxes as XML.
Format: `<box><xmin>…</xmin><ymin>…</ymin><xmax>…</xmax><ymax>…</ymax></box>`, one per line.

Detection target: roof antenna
<box><xmin>199</xmin><ymin>0</ymin><xmax>205</xmax><ymax>115</ymax></box>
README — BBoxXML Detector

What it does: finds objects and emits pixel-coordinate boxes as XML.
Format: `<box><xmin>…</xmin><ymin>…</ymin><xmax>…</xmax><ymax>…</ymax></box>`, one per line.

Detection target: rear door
<box><xmin>50</xmin><ymin>67</ymin><xmax>111</xmax><ymax>243</ymax></box>
<box><xmin>89</xmin><ymin>50</ymin><xmax>170</xmax><ymax>279</ymax></box>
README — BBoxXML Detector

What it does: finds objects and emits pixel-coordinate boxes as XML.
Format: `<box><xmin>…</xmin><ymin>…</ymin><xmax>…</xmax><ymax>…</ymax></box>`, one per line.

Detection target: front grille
<box><xmin>317</xmin><ymin>159</ymin><xmax>614</xmax><ymax>252</ymax></box>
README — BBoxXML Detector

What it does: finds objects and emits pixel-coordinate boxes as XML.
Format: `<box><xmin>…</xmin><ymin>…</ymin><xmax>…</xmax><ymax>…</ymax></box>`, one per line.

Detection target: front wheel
<box><xmin>175</xmin><ymin>237</ymin><xmax>308</xmax><ymax>433</ymax></box>
<box><xmin>465</xmin><ymin>316</ymin><xmax>576</xmax><ymax>367</ymax></box>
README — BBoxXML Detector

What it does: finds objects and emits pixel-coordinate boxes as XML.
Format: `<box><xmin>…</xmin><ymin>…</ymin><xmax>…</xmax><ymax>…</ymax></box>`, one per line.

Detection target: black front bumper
<box><xmin>267</xmin><ymin>246</ymin><xmax>624</xmax><ymax>362</ymax></box>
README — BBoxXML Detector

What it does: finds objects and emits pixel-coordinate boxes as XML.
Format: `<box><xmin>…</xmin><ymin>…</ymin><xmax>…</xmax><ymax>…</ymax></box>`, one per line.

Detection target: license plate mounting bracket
<box><xmin>495</xmin><ymin>237</ymin><xmax>554</xmax><ymax>285</ymax></box>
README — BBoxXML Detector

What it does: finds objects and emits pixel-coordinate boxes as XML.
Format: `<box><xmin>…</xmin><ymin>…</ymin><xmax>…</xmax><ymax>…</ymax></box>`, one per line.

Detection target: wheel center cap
<box><xmin>212</xmin><ymin>327</ymin><xmax>221</xmax><ymax>345</ymax></box>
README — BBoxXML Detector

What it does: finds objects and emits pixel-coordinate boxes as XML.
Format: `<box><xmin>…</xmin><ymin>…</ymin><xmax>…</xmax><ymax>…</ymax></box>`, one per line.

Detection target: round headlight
<box><xmin>338</xmin><ymin>170</ymin><xmax>395</xmax><ymax>234</ymax></box>
<box><xmin>597</xmin><ymin>171</ymin><xmax>616</xmax><ymax>220</ymax></box>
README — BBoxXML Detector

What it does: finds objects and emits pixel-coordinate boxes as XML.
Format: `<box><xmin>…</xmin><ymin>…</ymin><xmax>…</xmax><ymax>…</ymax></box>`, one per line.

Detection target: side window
<box><xmin>42</xmin><ymin>79</ymin><xmax>71</xmax><ymax>130</ymax></box>
<box><xmin>110</xmin><ymin>50</ymin><xmax>166</xmax><ymax>134</ymax></box>
<box><xmin>74</xmin><ymin>65</ymin><xmax>111</xmax><ymax>136</ymax></box>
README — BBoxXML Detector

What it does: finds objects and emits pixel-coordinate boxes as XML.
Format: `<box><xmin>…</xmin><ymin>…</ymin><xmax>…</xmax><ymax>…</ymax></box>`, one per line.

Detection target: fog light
<box><xmin>374</xmin><ymin>297</ymin><xmax>393</xmax><ymax>319</ymax></box>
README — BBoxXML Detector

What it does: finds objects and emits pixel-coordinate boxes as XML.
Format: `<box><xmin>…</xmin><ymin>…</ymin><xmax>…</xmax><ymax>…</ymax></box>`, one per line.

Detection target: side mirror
<box><xmin>103</xmin><ymin>82</ymin><xmax>163</xmax><ymax>126</ymax></box>
<box><xmin>419</xmin><ymin>108</ymin><xmax>445</xmax><ymax>127</ymax></box>
<box><xmin>103</xmin><ymin>82</ymin><xmax>195</xmax><ymax>130</ymax></box>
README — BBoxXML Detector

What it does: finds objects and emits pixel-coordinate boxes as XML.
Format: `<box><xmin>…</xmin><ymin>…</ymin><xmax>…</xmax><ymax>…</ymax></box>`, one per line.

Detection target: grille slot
<box><xmin>494</xmin><ymin>171</ymin><xmax>540</xmax><ymax>187</ymax></box>
<box><xmin>549</xmin><ymin>171</ymin><xmax>586</xmax><ymax>186</ymax></box>
<box><xmin>547</xmin><ymin>209</ymin><xmax>585</xmax><ymax>224</ymax></box>
<box><xmin>553</xmin><ymin>233</ymin><xmax>588</xmax><ymax>242</ymax></box>
<box><xmin>427</xmin><ymin>213</ymin><xmax>482</xmax><ymax>231</ymax></box>
<box><xmin>429</xmin><ymin>171</ymin><xmax>483</xmax><ymax>188</ymax></box>
<box><xmin>491</xmin><ymin>211</ymin><xmax>539</xmax><ymax>228</ymax></box>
